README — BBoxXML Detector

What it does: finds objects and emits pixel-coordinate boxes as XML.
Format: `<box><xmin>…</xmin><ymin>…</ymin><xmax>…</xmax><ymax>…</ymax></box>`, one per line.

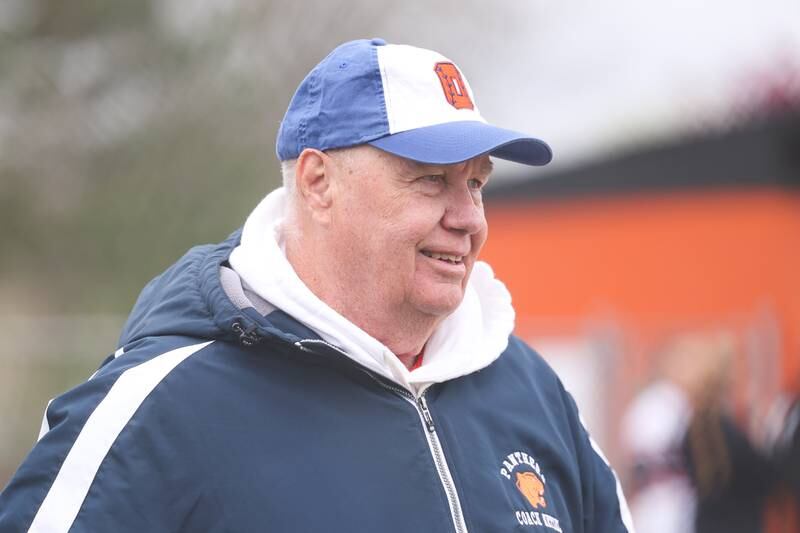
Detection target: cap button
<box><xmin>370</xmin><ymin>38</ymin><xmax>386</xmax><ymax>46</ymax></box>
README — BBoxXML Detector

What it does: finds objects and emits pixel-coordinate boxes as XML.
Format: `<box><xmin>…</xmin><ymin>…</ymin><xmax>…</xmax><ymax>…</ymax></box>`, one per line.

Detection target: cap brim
<box><xmin>368</xmin><ymin>120</ymin><xmax>552</xmax><ymax>166</ymax></box>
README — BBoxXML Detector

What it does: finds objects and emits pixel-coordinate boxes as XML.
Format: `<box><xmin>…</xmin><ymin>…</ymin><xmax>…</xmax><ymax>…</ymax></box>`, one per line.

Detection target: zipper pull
<box><xmin>231</xmin><ymin>322</ymin><xmax>260</xmax><ymax>347</ymax></box>
<box><xmin>418</xmin><ymin>395</ymin><xmax>436</xmax><ymax>433</ymax></box>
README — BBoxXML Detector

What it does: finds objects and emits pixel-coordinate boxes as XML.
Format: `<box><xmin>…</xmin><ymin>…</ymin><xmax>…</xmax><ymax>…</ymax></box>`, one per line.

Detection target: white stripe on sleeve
<box><xmin>37</xmin><ymin>399</ymin><xmax>54</xmax><ymax>442</ymax></box>
<box><xmin>27</xmin><ymin>341</ymin><xmax>213</xmax><ymax>533</ymax></box>
<box><xmin>580</xmin><ymin>415</ymin><xmax>636</xmax><ymax>533</ymax></box>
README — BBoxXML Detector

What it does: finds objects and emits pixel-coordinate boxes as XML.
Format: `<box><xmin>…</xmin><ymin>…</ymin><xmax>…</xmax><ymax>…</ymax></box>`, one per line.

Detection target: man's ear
<box><xmin>295</xmin><ymin>148</ymin><xmax>333</xmax><ymax>223</ymax></box>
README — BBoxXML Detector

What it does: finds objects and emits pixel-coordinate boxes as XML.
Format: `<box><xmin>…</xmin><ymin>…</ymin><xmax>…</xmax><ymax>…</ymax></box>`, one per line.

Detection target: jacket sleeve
<box><xmin>0</xmin><ymin>342</ymin><xmax>213</xmax><ymax>533</ymax></box>
<box><xmin>560</xmin><ymin>383</ymin><xmax>636</xmax><ymax>533</ymax></box>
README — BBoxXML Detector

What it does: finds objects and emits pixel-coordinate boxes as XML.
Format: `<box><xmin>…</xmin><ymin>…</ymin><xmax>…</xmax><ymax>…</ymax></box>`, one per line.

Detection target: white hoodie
<box><xmin>228</xmin><ymin>187</ymin><xmax>515</xmax><ymax>395</ymax></box>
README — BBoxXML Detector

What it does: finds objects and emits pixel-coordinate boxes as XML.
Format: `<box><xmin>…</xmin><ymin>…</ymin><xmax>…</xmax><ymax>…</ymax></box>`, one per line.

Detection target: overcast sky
<box><xmin>2</xmin><ymin>0</ymin><xmax>798</xmax><ymax>179</ymax></box>
<box><xmin>472</xmin><ymin>0</ymin><xmax>800</xmax><ymax>177</ymax></box>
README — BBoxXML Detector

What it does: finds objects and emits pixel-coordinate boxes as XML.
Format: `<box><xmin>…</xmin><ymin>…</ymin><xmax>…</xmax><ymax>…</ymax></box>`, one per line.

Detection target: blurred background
<box><xmin>1</xmin><ymin>0</ymin><xmax>799</xmax><ymax>530</ymax></box>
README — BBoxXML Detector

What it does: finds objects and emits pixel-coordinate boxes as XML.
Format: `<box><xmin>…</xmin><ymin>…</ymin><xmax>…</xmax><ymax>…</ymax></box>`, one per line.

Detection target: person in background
<box><xmin>622</xmin><ymin>332</ymin><xmax>775</xmax><ymax>533</ymax></box>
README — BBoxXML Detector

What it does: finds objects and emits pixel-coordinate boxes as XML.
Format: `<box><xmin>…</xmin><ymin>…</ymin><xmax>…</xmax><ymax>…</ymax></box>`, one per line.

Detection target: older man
<box><xmin>0</xmin><ymin>39</ymin><xmax>633</xmax><ymax>533</ymax></box>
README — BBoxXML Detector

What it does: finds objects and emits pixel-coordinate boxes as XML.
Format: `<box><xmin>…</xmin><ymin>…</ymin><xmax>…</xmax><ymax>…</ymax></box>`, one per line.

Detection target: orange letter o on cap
<box><xmin>434</xmin><ymin>62</ymin><xmax>474</xmax><ymax>110</ymax></box>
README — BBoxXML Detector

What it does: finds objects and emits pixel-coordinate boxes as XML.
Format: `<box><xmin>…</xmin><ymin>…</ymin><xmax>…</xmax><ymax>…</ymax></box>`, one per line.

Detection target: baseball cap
<box><xmin>276</xmin><ymin>38</ymin><xmax>552</xmax><ymax>166</ymax></box>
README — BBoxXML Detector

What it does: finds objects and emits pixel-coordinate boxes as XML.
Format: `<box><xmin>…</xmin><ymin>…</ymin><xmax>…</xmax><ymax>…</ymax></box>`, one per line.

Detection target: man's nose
<box><xmin>441</xmin><ymin>185</ymin><xmax>485</xmax><ymax>235</ymax></box>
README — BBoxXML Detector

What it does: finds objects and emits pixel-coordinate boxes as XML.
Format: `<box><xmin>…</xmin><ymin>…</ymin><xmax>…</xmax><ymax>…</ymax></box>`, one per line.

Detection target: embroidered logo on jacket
<box><xmin>499</xmin><ymin>451</ymin><xmax>562</xmax><ymax>531</ymax></box>
<box><xmin>516</xmin><ymin>471</ymin><xmax>546</xmax><ymax>508</ymax></box>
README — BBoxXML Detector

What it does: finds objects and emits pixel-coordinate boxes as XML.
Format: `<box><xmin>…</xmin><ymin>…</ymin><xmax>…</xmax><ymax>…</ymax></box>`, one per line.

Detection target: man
<box><xmin>0</xmin><ymin>39</ymin><xmax>633</xmax><ymax>532</ymax></box>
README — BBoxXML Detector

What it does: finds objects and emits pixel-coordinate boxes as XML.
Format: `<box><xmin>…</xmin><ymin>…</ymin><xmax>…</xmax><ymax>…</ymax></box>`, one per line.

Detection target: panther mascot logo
<box><xmin>515</xmin><ymin>471</ymin><xmax>546</xmax><ymax>509</ymax></box>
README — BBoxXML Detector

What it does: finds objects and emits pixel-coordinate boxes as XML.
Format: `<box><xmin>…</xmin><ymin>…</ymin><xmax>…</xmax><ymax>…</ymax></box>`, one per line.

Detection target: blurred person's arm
<box><xmin>773</xmin><ymin>397</ymin><xmax>800</xmax><ymax>495</ymax></box>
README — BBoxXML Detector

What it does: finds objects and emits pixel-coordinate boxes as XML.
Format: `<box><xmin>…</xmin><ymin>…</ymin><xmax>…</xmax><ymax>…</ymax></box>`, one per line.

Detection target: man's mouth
<box><xmin>421</xmin><ymin>250</ymin><xmax>464</xmax><ymax>265</ymax></box>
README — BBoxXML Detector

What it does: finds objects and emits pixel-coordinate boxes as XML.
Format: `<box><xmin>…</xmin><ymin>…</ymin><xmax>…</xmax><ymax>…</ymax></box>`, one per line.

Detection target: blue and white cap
<box><xmin>276</xmin><ymin>38</ymin><xmax>552</xmax><ymax>166</ymax></box>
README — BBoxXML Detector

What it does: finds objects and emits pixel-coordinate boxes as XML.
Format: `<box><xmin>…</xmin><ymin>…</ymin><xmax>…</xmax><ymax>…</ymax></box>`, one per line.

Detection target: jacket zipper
<box><xmin>295</xmin><ymin>339</ymin><xmax>469</xmax><ymax>533</ymax></box>
<box><xmin>415</xmin><ymin>394</ymin><xmax>469</xmax><ymax>533</ymax></box>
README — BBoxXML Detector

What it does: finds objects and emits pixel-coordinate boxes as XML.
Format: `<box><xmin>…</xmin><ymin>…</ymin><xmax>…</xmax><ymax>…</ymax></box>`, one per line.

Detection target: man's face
<box><xmin>326</xmin><ymin>146</ymin><xmax>491</xmax><ymax>322</ymax></box>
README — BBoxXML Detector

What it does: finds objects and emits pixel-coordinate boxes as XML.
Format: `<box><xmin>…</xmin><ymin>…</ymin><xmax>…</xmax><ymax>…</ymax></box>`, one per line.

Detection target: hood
<box><xmin>228</xmin><ymin>188</ymin><xmax>516</xmax><ymax>393</ymax></box>
<box><xmin>117</xmin><ymin>231</ymin><xmax>307</xmax><ymax>350</ymax></box>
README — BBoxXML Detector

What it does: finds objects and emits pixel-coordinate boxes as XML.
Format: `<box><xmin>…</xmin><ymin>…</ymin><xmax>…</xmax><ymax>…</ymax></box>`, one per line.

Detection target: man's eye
<box><xmin>420</xmin><ymin>175</ymin><xmax>445</xmax><ymax>184</ymax></box>
<box><xmin>468</xmin><ymin>178</ymin><xmax>485</xmax><ymax>190</ymax></box>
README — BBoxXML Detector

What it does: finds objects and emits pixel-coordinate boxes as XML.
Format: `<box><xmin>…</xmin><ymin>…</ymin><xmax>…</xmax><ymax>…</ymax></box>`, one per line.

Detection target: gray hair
<box><xmin>280</xmin><ymin>148</ymin><xmax>364</xmax><ymax>205</ymax></box>
<box><xmin>281</xmin><ymin>159</ymin><xmax>297</xmax><ymax>194</ymax></box>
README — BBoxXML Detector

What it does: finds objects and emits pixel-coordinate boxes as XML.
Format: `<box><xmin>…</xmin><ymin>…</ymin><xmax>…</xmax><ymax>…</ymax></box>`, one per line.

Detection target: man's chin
<box><xmin>410</xmin><ymin>288</ymin><xmax>466</xmax><ymax>318</ymax></box>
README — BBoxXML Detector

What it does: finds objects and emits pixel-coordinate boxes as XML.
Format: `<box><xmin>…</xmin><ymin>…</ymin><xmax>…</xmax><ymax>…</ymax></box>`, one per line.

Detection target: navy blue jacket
<box><xmin>0</xmin><ymin>232</ymin><xmax>632</xmax><ymax>533</ymax></box>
